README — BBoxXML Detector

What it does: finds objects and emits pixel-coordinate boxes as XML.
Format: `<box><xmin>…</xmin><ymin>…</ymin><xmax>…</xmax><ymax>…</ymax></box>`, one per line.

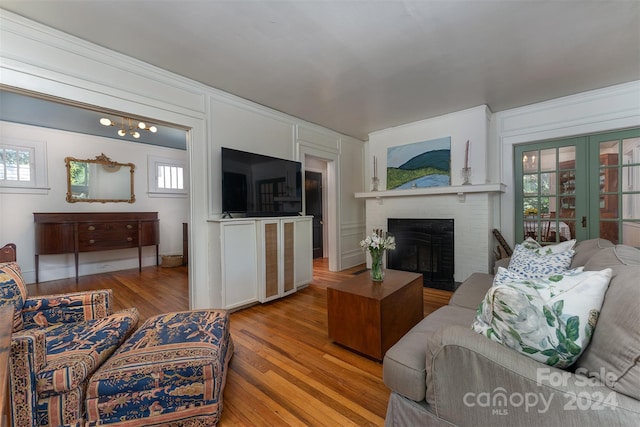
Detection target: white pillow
<box><xmin>507</xmin><ymin>243</ymin><xmax>575</xmax><ymax>278</ymax></box>
<box><xmin>472</xmin><ymin>267</ymin><xmax>612</xmax><ymax>368</ymax></box>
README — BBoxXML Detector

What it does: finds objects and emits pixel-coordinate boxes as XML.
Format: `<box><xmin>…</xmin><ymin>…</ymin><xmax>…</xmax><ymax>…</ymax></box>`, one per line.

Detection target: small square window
<box><xmin>0</xmin><ymin>137</ymin><xmax>48</xmax><ymax>194</ymax></box>
<box><xmin>157</xmin><ymin>164</ymin><xmax>184</xmax><ymax>190</ymax></box>
<box><xmin>148</xmin><ymin>155</ymin><xmax>188</xmax><ymax>197</ymax></box>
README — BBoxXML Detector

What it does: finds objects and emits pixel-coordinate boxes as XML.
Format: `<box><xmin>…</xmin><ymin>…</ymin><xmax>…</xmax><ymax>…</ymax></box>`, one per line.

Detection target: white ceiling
<box><xmin>2</xmin><ymin>1</ymin><xmax>639</xmax><ymax>140</ymax></box>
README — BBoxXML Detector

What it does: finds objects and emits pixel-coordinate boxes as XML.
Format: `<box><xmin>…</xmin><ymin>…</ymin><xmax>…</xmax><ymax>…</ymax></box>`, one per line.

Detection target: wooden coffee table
<box><xmin>327</xmin><ymin>269</ymin><xmax>423</xmax><ymax>361</ymax></box>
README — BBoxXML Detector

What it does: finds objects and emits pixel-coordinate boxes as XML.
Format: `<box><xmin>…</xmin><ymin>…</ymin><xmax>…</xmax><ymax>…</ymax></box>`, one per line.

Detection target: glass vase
<box><xmin>370</xmin><ymin>250</ymin><xmax>385</xmax><ymax>282</ymax></box>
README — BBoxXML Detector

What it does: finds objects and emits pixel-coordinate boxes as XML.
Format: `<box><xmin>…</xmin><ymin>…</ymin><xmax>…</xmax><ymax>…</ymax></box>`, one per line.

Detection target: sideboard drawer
<box><xmin>79</xmin><ymin>222</ymin><xmax>136</xmax><ymax>233</ymax></box>
<box><xmin>78</xmin><ymin>232</ymin><xmax>138</xmax><ymax>251</ymax></box>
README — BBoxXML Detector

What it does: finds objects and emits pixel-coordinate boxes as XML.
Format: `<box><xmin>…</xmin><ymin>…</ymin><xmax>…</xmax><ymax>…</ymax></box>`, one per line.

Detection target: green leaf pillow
<box><xmin>472</xmin><ymin>267</ymin><xmax>612</xmax><ymax>368</ymax></box>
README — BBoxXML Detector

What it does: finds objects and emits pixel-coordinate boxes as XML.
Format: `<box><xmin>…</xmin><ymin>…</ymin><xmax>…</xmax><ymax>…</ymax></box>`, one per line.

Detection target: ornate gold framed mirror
<box><xmin>65</xmin><ymin>154</ymin><xmax>135</xmax><ymax>203</ymax></box>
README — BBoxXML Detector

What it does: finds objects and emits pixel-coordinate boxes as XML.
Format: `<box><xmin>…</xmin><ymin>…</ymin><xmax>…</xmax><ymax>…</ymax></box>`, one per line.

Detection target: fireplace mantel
<box><xmin>355</xmin><ymin>183</ymin><xmax>506</xmax><ymax>201</ymax></box>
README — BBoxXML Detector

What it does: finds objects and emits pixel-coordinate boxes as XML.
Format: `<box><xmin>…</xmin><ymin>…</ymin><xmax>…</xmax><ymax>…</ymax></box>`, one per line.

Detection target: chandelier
<box><xmin>99</xmin><ymin>117</ymin><xmax>157</xmax><ymax>139</ymax></box>
<box><xmin>522</xmin><ymin>152</ymin><xmax>537</xmax><ymax>171</ymax></box>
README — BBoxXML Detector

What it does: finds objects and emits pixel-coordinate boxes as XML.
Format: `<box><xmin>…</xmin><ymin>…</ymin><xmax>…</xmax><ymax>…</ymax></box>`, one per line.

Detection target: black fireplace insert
<box><xmin>387</xmin><ymin>218</ymin><xmax>456</xmax><ymax>291</ymax></box>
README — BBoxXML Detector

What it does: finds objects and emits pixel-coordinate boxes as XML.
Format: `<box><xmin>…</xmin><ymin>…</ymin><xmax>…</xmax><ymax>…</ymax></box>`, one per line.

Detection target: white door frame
<box><xmin>297</xmin><ymin>142</ymin><xmax>340</xmax><ymax>272</ymax></box>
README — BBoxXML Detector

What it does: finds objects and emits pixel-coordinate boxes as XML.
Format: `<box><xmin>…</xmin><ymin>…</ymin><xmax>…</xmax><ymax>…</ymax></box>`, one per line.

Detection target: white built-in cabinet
<box><xmin>218</xmin><ymin>220</ymin><xmax>259</xmax><ymax>310</ymax></box>
<box><xmin>292</xmin><ymin>217</ymin><xmax>313</xmax><ymax>288</ymax></box>
<box><xmin>210</xmin><ymin>216</ymin><xmax>313</xmax><ymax>310</ymax></box>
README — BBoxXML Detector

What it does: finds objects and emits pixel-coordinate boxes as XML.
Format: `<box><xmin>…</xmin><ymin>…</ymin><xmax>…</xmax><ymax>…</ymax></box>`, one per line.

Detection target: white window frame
<box><xmin>0</xmin><ymin>137</ymin><xmax>48</xmax><ymax>194</ymax></box>
<box><xmin>147</xmin><ymin>155</ymin><xmax>188</xmax><ymax>198</ymax></box>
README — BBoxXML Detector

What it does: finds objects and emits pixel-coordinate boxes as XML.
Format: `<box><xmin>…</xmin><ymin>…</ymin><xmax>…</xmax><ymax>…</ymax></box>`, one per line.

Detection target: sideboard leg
<box><xmin>74</xmin><ymin>251</ymin><xmax>79</xmax><ymax>283</ymax></box>
<box><xmin>35</xmin><ymin>254</ymin><xmax>39</xmax><ymax>283</ymax></box>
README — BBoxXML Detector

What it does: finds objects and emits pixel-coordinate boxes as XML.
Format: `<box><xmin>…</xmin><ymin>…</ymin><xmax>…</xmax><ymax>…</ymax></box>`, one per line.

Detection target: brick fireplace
<box><xmin>358</xmin><ymin>184</ymin><xmax>505</xmax><ymax>284</ymax></box>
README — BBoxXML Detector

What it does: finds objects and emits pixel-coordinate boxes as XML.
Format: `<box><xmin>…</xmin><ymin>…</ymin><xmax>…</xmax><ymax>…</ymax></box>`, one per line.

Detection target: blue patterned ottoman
<box><xmin>85</xmin><ymin>310</ymin><xmax>233</xmax><ymax>426</ymax></box>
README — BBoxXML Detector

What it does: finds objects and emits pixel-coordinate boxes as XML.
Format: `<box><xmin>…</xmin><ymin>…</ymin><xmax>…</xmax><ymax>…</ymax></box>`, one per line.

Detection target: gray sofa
<box><xmin>383</xmin><ymin>238</ymin><xmax>640</xmax><ymax>426</ymax></box>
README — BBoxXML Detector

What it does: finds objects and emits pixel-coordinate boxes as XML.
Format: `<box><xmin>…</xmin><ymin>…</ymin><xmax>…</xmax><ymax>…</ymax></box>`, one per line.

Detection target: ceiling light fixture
<box><xmin>522</xmin><ymin>153</ymin><xmax>537</xmax><ymax>171</ymax></box>
<box><xmin>99</xmin><ymin>117</ymin><xmax>157</xmax><ymax>139</ymax></box>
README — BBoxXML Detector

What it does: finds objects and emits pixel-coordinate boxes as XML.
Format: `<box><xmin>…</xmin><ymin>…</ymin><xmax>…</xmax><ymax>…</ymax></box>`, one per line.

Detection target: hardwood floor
<box><xmin>27</xmin><ymin>259</ymin><xmax>451</xmax><ymax>426</ymax></box>
<box><xmin>27</xmin><ymin>265</ymin><xmax>191</xmax><ymax>322</ymax></box>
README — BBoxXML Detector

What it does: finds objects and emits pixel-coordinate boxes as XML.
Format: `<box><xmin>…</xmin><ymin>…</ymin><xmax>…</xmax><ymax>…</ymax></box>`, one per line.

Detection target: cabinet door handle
<box><xmin>582</xmin><ymin>216</ymin><xmax>587</xmax><ymax>228</ymax></box>
<box><xmin>88</xmin><ymin>226</ymin><xmax>96</xmax><ymax>231</ymax></box>
<box><xmin>89</xmin><ymin>239</ymin><xmax>95</xmax><ymax>244</ymax></box>
<box><xmin>127</xmin><ymin>237</ymin><xmax>133</xmax><ymax>242</ymax></box>
<box><xmin>127</xmin><ymin>224</ymin><xmax>133</xmax><ymax>229</ymax></box>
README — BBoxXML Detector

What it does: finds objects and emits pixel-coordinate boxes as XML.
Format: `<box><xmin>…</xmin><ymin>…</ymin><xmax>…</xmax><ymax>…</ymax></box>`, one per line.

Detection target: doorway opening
<box><xmin>304</xmin><ymin>157</ymin><xmax>328</xmax><ymax>260</ymax></box>
<box><xmin>0</xmin><ymin>87</ymin><xmax>191</xmax><ymax>290</ymax></box>
<box><xmin>301</xmin><ymin>148</ymin><xmax>339</xmax><ymax>272</ymax></box>
<box><xmin>305</xmin><ymin>170</ymin><xmax>324</xmax><ymax>259</ymax></box>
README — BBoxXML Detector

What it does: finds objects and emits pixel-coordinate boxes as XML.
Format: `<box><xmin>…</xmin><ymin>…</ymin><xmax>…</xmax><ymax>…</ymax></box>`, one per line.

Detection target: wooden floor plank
<box><xmin>27</xmin><ymin>258</ymin><xmax>451</xmax><ymax>426</ymax></box>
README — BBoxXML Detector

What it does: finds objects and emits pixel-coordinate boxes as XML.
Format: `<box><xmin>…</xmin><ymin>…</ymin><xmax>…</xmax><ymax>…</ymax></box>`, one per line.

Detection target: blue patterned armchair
<box><xmin>1</xmin><ymin>260</ymin><xmax>139</xmax><ymax>427</ymax></box>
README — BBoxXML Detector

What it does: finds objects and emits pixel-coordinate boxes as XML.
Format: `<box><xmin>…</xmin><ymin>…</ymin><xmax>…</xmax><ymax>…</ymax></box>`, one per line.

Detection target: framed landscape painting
<box><xmin>387</xmin><ymin>137</ymin><xmax>451</xmax><ymax>189</ymax></box>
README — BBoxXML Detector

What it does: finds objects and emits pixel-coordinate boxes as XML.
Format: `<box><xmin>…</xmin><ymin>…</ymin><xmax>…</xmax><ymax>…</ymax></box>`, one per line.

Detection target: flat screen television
<box><xmin>221</xmin><ymin>147</ymin><xmax>303</xmax><ymax>217</ymax></box>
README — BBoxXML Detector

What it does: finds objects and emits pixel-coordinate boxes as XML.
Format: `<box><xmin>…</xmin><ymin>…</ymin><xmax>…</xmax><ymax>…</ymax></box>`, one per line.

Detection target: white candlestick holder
<box><xmin>461</xmin><ymin>167</ymin><xmax>472</xmax><ymax>185</ymax></box>
<box><xmin>371</xmin><ymin>177</ymin><xmax>379</xmax><ymax>191</ymax></box>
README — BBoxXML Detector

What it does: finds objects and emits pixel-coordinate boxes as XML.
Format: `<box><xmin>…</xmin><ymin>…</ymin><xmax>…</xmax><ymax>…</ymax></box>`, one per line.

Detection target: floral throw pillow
<box><xmin>507</xmin><ymin>243</ymin><xmax>575</xmax><ymax>278</ymax></box>
<box><xmin>472</xmin><ymin>267</ymin><xmax>612</xmax><ymax>368</ymax></box>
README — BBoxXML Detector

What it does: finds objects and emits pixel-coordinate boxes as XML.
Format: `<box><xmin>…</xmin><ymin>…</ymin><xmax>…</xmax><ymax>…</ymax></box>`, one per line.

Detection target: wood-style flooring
<box><xmin>27</xmin><ymin>258</ymin><xmax>451</xmax><ymax>426</ymax></box>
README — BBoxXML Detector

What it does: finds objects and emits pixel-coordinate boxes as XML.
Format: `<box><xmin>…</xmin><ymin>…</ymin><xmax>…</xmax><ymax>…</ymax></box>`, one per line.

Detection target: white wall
<box><xmin>492</xmin><ymin>81</ymin><xmax>640</xmax><ymax>247</ymax></box>
<box><xmin>204</xmin><ymin>96</ymin><xmax>366</xmax><ymax>304</ymax></box>
<box><xmin>338</xmin><ymin>137</ymin><xmax>366</xmax><ymax>268</ymax></box>
<box><xmin>209</xmin><ymin>97</ymin><xmax>298</xmax><ymax>217</ymax></box>
<box><xmin>366</xmin><ymin>106</ymin><xmax>499</xmax><ymax>281</ymax></box>
<box><xmin>368</xmin><ymin>105</ymin><xmax>491</xmax><ymax>188</ymax></box>
<box><xmin>0</xmin><ymin>11</ymin><xmax>364</xmax><ymax>308</ymax></box>
<box><xmin>0</xmin><ymin>121</ymin><xmax>189</xmax><ymax>283</ymax></box>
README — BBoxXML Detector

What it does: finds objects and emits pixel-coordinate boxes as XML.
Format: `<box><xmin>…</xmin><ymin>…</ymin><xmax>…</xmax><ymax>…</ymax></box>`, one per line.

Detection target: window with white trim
<box><xmin>0</xmin><ymin>138</ymin><xmax>48</xmax><ymax>193</ymax></box>
<box><xmin>148</xmin><ymin>155</ymin><xmax>188</xmax><ymax>197</ymax></box>
<box><xmin>1</xmin><ymin>146</ymin><xmax>32</xmax><ymax>182</ymax></box>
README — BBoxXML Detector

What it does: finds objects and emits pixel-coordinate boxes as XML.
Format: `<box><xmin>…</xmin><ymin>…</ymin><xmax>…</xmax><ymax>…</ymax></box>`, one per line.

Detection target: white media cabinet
<box><xmin>209</xmin><ymin>216</ymin><xmax>313</xmax><ymax>310</ymax></box>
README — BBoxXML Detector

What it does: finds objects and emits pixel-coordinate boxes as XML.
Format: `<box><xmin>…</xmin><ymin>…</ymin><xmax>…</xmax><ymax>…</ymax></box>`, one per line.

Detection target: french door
<box><xmin>515</xmin><ymin>128</ymin><xmax>640</xmax><ymax>247</ymax></box>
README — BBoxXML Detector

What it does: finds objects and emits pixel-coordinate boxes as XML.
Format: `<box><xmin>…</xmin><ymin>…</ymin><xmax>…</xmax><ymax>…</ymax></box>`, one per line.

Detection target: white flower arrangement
<box><xmin>360</xmin><ymin>231</ymin><xmax>395</xmax><ymax>281</ymax></box>
<box><xmin>360</xmin><ymin>231</ymin><xmax>396</xmax><ymax>254</ymax></box>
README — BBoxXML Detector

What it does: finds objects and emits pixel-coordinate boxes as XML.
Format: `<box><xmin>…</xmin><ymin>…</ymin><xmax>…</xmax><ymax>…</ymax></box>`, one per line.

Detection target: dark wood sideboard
<box><xmin>34</xmin><ymin>212</ymin><xmax>159</xmax><ymax>283</ymax></box>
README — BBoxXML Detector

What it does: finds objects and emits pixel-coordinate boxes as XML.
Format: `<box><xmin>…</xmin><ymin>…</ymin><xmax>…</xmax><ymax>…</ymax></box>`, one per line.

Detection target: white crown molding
<box><xmin>0</xmin><ymin>9</ymin><xmax>205</xmax><ymax>117</ymax></box>
<box><xmin>497</xmin><ymin>80</ymin><xmax>640</xmax><ymax>139</ymax></box>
